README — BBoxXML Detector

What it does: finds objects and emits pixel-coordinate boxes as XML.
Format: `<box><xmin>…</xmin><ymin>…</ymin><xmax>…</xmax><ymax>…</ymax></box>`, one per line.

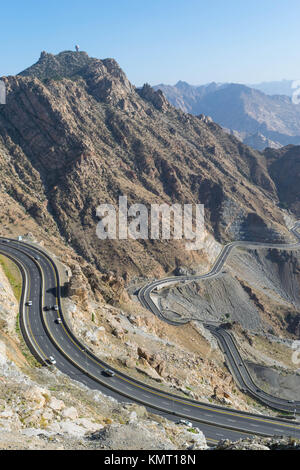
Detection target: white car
<box><xmin>55</xmin><ymin>318</ymin><xmax>62</xmax><ymax>324</ymax></box>
<box><xmin>26</xmin><ymin>300</ymin><xmax>33</xmax><ymax>306</ymax></box>
<box><xmin>103</xmin><ymin>369</ymin><xmax>115</xmax><ymax>377</ymax></box>
<box><xmin>53</xmin><ymin>305</ymin><xmax>59</xmax><ymax>311</ymax></box>
<box><xmin>176</xmin><ymin>419</ymin><xmax>193</xmax><ymax>427</ymax></box>
<box><xmin>48</xmin><ymin>356</ymin><xmax>56</xmax><ymax>365</ymax></box>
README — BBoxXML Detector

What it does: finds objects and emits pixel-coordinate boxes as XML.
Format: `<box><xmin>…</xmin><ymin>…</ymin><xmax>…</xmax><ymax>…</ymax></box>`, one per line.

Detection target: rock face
<box><xmin>264</xmin><ymin>145</ymin><xmax>300</xmax><ymax>218</ymax></box>
<box><xmin>216</xmin><ymin>436</ymin><xmax>300</xmax><ymax>450</ymax></box>
<box><xmin>0</xmin><ymin>262</ymin><xmax>19</xmax><ymax>340</ymax></box>
<box><xmin>88</xmin><ymin>420</ymin><xmax>207</xmax><ymax>450</ymax></box>
<box><xmin>0</xmin><ymin>50</ymin><xmax>292</xmax><ymax>278</ymax></box>
<box><xmin>154</xmin><ymin>81</ymin><xmax>300</xmax><ymax>150</ymax></box>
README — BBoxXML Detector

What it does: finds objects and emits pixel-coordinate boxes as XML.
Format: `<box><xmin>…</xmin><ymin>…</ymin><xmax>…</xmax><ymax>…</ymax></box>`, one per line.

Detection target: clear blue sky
<box><xmin>1</xmin><ymin>0</ymin><xmax>300</xmax><ymax>86</ymax></box>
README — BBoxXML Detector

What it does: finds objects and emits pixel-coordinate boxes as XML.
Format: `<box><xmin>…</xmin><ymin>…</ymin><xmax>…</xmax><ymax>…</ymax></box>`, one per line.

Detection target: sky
<box><xmin>1</xmin><ymin>0</ymin><xmax>300</xmax><ymax>86</ymax></box>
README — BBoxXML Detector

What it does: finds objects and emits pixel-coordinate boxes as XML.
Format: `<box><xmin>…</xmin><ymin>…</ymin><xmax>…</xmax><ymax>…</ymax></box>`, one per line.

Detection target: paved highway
<box><xmin>0</xmin><ymin>227</ymin><xmax>300</xmax><ymax>445</ymax></box>
<box><xmin>138</xmin><ymin>222</ymin><xmax>300</xmax><ymax>414</ymax></box>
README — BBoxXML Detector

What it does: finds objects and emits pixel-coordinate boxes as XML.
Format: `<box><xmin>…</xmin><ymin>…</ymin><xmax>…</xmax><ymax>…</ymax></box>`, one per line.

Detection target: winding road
<box><xmin>0</xmin><ymin>224</ymin><xmax>300</xmax><ymax>445</ymax></box>
<box><xmin>138</xmin><ymin>222</ymin><xmax>300</xmax><ymax>414</ymax></box>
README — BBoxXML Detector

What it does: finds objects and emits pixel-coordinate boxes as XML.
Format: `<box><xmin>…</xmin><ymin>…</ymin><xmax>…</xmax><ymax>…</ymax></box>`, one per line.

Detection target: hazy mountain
<box><xmin>154</xmin><ymin>82</ymin><xmax>300</xmax><ymax>150</ymax></box>
<box><xmin>248</xmin><ymin>79</ymin><xmax>296</xmax><ymax>97</ymax></box>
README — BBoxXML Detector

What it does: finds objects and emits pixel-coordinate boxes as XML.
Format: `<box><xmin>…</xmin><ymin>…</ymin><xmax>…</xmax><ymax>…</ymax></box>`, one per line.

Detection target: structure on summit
<box><xmin>75</xmin><ymin>45</ymin><xmax>80</xmax><ymax>52</ymax></box>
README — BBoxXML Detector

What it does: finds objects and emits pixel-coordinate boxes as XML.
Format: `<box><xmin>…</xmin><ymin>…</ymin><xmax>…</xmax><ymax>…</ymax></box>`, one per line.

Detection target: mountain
<box><xmin>154</xmin><ymin>82</ymin><xmax>300</xmax><ymax>150</ymax></box>
<box><xmin>264</xmin><ymin>145</ymin><xmax>300</xmax><ymax>217</ymax></box>
<box><xmin>0</xmin><ymin>51</ymin><xmax>295</xmax><ymax>280</ymax></box>
<box><xmin>248</xmin><ymin>79</ymin><xmax>296</xmax><ymax>97</ymax></box>
<box><xmin>154</xmin><ymin>81</ymin><xmax>226</xmax><ymax>114</ymax></box>
<box><xmin>1</xmin><ymin>52</ymin><xmax>300</xmax><ymax>448</ymax></box>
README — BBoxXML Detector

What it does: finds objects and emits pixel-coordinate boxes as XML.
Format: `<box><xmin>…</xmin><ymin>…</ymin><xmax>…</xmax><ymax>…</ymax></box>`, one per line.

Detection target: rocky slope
<box><xmin>264</xmin><ymin>145</ymin><xmax>300</xmax><ymax>218</ymax></box>
<box><xmin>0</xmin><ymin>51</ymin><xmax>299</xmax><ymax>450</ymax></box>
<box><xmin>157</xmin><ymin>243</ymin><xmax>300</xmax><ymax>400</ymax></box>
<box><xmin>0</xmin><ymin>50</ymin><xmax>293</xmax><ymax>281</ymax></box>
<box><xmin>154</xmin><ymin>81</ymin><xmax>300</xmax><ymax>150</ymax></box>
<box><xmin>216</xmin><ymin>435</ymin><xmax>300</xmax><ymax>450</ymax></box>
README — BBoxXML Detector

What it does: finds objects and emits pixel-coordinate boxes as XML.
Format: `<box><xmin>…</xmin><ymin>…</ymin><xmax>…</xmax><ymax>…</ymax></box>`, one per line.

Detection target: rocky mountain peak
<box><xmin>17</xmin><ymin>50</ymin><xmax>135</xmax><ymax>106</ymax></box>
<box><xmin>19</xmin><ymin>50</ymin><xmax>92</xmax><ymax>80</ymax></box>
<box><xmin>137</xmin><ymin>83</ymin><xmax>169</xmax><ymax>111</ymax></box>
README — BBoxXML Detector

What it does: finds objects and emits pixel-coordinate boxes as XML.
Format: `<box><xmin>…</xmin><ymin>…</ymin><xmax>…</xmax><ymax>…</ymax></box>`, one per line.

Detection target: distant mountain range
<box><xmin>154</xmin><ymin>81</ymin><xmax>300</xmax><ymax>150</ymax></box>
<box><xmin>248</xmin><ymin>79</ymin><xmax>296</xmax><ymax>97</ymax></box>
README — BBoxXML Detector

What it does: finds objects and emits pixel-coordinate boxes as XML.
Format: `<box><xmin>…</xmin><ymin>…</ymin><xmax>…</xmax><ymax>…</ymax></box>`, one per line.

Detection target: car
<box><xmin>52</xmin><ymin>305</ymin><xmax>59</xmax><ymax>311</ymax></box>
<box><xmin>26</xmin><ymin>300</ymin><xmax>33</xmax><ymax>306</ymax></box>
<box><xmin>55</xmin><ymin>318</ymin><xmax>62</xmax><ymax>324</ymax></box>
<box><xmin>176</xmin><ymin>419</ymin><xmax>193</xmax><ymax>427</ymax></box>
<box><xmin>34</xmin><ymin>255</ymin><xmax>40</xmax><ymax>261</ymax></box>
<box><xmin>48</xmin><ymin>356</ymin><xmax>56</xmax><ymax>365</ymax></box>
<box><xmin>103</xmin><ymin>369</ymin><xmax>115</xmax><ymax>377</ymax></box>
<box><xmin>1</xmin><ymin>239</ymin><xmax>10</xmax><ymax>243</ymax></box>
<box><xmin>288</xmin><ymin>400</ymin><xmax>295</xmax><ymax>404</ymax></box>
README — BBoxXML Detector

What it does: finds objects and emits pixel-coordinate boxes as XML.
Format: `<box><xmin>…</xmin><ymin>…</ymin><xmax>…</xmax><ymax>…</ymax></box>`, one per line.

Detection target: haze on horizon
<box><xmin>1</xmin><ymin>0</ymin><xmax>300</xmax><ymax>87</ymax></box>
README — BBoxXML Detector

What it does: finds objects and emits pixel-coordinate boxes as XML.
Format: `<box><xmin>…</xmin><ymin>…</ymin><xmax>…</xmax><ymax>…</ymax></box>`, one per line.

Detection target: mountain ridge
<box><xmin>154</xmin><ymin>81</ymin><xmax>300</xmax><ymax>150</ymax></box>
<box><xmin>0</xmin><ymin>50</ymin><xmax>297</xmax><ymax>278</ymax></box>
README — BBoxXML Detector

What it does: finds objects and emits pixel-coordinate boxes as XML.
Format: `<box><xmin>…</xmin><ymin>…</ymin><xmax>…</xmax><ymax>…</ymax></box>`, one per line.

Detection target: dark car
<box><xmin>103</xmin><ymin>369</ymin><xmax>115</xmax><ymax>377</ymax></box>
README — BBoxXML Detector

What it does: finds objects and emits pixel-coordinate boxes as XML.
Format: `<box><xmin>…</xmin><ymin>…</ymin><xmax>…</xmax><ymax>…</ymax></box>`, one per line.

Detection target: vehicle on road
<box><xmin>55</xmin><ymin>318</ymin><xmax>62</xmax><ymax>324</ymax></box>
<box><xmin>53</xmin><ymin>305</ymin><xmax>59</xmax><ymax>311</ymax></box>
<box><xmin>34</xmin><ymin>255</ymin><xmax>40</xmax><ymax>261</ymax></box>
<box><xmin>26</xmin><ymin>300</ymin><xmax>33</xmax><ymax>306</ymax></box>
<box><xmin>103</xmin><ymin>369</ymin><xmax>115</xmax><ymax>377</ymax></box>
<box><xmin>176</xmin><ymin>419</ymin><xmax>193</xmax><ymax>427</ymax></box>
<box><xmin>48</xmin><ymin>356</ymin><xmax>56</xmax><ymax>365</ymax></box>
